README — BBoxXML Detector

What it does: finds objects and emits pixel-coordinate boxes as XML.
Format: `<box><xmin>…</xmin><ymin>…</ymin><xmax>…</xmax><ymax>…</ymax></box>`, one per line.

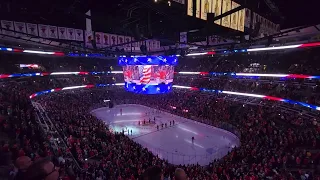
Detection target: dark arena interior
<box><xmin>1</xmin><ymin>0</ymin><xmax>320</xmax><ymax>179</ymax></box>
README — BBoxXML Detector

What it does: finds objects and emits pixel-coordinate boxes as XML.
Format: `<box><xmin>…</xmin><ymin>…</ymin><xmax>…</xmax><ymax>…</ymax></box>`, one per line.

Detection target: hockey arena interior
<box><xmin>1</xmin><ymin>0</ymin><xmax>320</xmax><ymax>179</ymax></box>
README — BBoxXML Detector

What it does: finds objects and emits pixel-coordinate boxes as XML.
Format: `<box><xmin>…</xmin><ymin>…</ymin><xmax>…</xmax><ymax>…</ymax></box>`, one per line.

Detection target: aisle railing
<box><xmin>32</xmin><ymin>101</ymin><xmax>83</xmax><ymax>171</ymax></box>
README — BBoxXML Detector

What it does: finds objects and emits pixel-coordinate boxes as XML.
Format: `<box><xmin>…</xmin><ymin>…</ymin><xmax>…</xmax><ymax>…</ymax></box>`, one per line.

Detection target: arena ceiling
<box><xmin>0</xmin><ymin>0</ymin><xmax>319</xmax><ymax>45</ymax></box>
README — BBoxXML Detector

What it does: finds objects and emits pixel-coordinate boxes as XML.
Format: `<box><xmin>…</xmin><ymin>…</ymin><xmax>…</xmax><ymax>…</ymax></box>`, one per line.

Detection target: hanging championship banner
<box><xmin>26</xmin><ymin>23</ymin><xmax>38</xmax><ymax>36</ymax></box>
<box><xmin>1</xmin><ymin>20</ymin><xmax>14</xmax><ymax>36</ymax></box>
<box><xmin>67</xmin><ymin>28</ymin><xmax>75</xmax><ymax>41</ymax></box>
<box><xmin>157</xmin><ymin>41</ymin><xmax>161</xmax><ymax>49</ymax></box>
<box><xmin>124</xmin><ymin>37</ymin><xmax>132</xmax><ymax>51</ymax></box>
<box><xmin>74</xmin><ymin>29</ymin><xmax>83</xmax><ymax>41</ymax></box>
<box><xmin>95</xmin><ymin>32</ymin><xmax>103</xmax><ymax>47</ymax></box>
<box><xmin>14</xmin><ymin>21</ymin><xmax>27</xmax><ymax>37</ymax></box>
<box><xmin>272</xmin><ymin>22</ymin><xmax>277</xmax><ymax>34</ymax></box>
<box><xmin>258</xmin><ymin>14</ymin><xmax>262</xmax><ymax>24</ymax></box>
<box><xmin>117</xmin><ymin>36</ymin><xmax>124</xmax><ymax>48</ymax></box>
<box><xmin>267</xmin><ymin>20</ymin><xmax>272</xmax><ymax>35</ymax></box>
<box><xmin>266</xmin><ymin>20</ymin><xmax>271</xmax><ymax>34</ymax></box>
<box><xmin>180</xmin><ymin>32</ymin><xmax>187</xmax><ymax>48</ymax></box>
<box><xmin>221</xmin><ymin>0</ymin><xmax>231</xmax><ymax>28</ymax></box>
<box><xmin>196</xmin><ymin>0</ymin><xmax>201</xmax><ymax>18</ymax></box>
<box><xmin>137</xmin><ymin>41</ymin><xmax>142</xmax><ymax>49</ymax></box>
<box><xmin>152</xmin><ymin>40</ymin><xmax>157</xmax><ymax>50</ymax></box>
<box><xmin>124</xmin><ymin>36</ymin><xmax>131</xmax><ymax>47</ymax></box>
<box><xmin>187</xmin><ymin>0</ymin><xmax>193</xmax><ymax>16</ymax></box>
<box><xmin>48</xmin><ymin>26</ymin><xmax>58</xmax><ymax>39</ymax></box>
<box><xmin>261</xmin><ymin>17</ymin><xmax>265</xmax><ymax>30</ymax></box>
<box><xmin>131</xmin><ymin>37</ymin><xmax>136</xmax><ymax>48</ymax></box>
<box><xmin>110</xmin><ymin>34</ymin><xmax>118</xmax><ymax>46</ymax></box>
<box><xmin>102</xmin><ymin>33</ymin><xmax>110</xmax><ymax>47</ymax></box>
<box><xmin>153</xmin><ymin>40</ymin><xmax>158</xmax><ymax>50</ymax></box>
<box><xmin>146</xmin><ymin>40</ymin><xmax>152</xmax><ymax>50</ymax></box>
<box><xmin>276</xmin><ymin>24</ymin><xmax>280</xmax><ymax>32</ymax></box>
<box><xmin>201</xmin><ymin>0</ymin><xmax>210</xmax><ymax>20</ymax></box>
<box><xmin>244</xmin><ymin>8</ymin><xmax>251</xmax><ymax>28</ymax></box>
<box><xmin>237</xmin><ymin>8</ymin><xmax>245</xmax><ymax>32</ymax></box>
<box><xmin>85</xmin><ymin>30</ymin><xmax>93</xmax><ymax>47</ymax></box>
<box><xmin>38</xmin><ymin>24</ymin><xmax>49</xmax><ymax>38</ymax></box>
<box><xmin>58</xmin><ymin>27</ymin><xmax>67</xmax><ymax>39</ymax></box>
<box><xmin>252</xmin><ymin>12</ymin><xmax>256</xmax><ymax>30</ymax></box>
<box><xmin>230</xmin><ymin>1</ymin><xmax>239</xmax><ymax>30</ymax></box>
<box><xmin>213</xmin><ymin>0</ymin><xmax>222</xmax><ymax>25</ymax></box>
<box><xmin>152</xmin><ymin>40</ymin><xmax>156</xmax><ymax>49</ymax></box>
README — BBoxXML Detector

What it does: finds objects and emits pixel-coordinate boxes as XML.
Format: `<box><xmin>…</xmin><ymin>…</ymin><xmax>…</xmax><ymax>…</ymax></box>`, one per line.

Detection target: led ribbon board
<box><xmin>28</xmin><ymin>84</ymin><xmax>320</xmax><ymax>111</ymax></box>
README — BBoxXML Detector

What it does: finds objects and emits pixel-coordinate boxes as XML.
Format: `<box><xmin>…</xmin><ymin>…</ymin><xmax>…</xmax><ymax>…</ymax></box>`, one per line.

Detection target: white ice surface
<box><xmin>91</xmin><ymin>104</ymin><xmax>240</xmax><ymax>166</ymax></box>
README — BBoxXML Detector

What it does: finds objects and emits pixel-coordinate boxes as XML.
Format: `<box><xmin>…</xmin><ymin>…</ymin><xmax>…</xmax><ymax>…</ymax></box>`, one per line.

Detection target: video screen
<box><xmin>123</xmin><ymin>65</ymin><xmax>174</xmax><ymax>85</ymax></box>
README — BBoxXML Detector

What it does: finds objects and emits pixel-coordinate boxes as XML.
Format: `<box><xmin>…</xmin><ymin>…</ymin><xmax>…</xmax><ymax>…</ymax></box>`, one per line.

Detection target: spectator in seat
<box><xmin>14</xmin><ymin>156</ymin><xmax>33</xmax><ymax>180</ymax></box>
<box><xmin>24</xmin><ymin>158</ymin><xmax>60</xmax><ymax>180</ymax></box>
<box><xmin>174</xmin><ymin>168</ymin><xmax>187</xmax><ymax>180</ymax></box>
<box><xmin>142</xmin><ymin>166</ymin><xmax>164</xmax><ymax>180</ymax></box>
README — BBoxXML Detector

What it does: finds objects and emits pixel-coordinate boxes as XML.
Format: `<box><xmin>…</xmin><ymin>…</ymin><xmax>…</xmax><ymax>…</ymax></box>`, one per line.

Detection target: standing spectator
<box><xmin>174</xmin><ymin>168</ymin><xmax>187</xmax><ymax>180</ymax></box>
<box><xmin>142</xmin><ymin>166</ymin><xmax>164</xmax><ymax>180</ymax></box>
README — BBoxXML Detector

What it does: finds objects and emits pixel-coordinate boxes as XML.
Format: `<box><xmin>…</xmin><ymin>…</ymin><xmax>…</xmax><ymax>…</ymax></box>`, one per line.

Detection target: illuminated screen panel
<box><xmin>208</xmin><ymin>0</ymin><xmax>213</xmax><ymax>13</ymax></box>
<box><xmin>123</xmin><ymin>65</ymin><xmax>174</xmax><ymax>85</ymax></box>
<box><xmin>123</xmin><ymin>65</ymin><xmax>174</xmax><ymax>94</ymax></box>
<box><xmin>201</xmin><ymin>0</ymin><xmax>210</xmax><ymax>20</ymax></box>
<box><xmin>213</xmin><ymin>0</ymin><xmax>222</xmax><ymax>25</ymax></box>
<box><xmin>119</xmin><ymin>56</ymin><xmax>177</xmax><ymax>95</ymax></box>
<box><xmin>187</xmin><ymin>0</ymin><xmax>194</xmax><ymax>16</ymax></box>
<box><xmin>237</xmin><ymin>9</ymin><xmax>245</xmax><ymax>32</ymax></box>
<box><xmin>230</xmin><ymin>1</ymin><xmax>239</xmax><ymax>30</ymax></box>
<box><xmin>252</xmin><ymin>12</ymin><xmax>257</xmax><ymax>30</ymax></box>
<box><xmin>196</xmin><ymin>0</ymin><xmax>201</xmax><ymax>18</ymax></box>
<box><xmin>244</xmin><ymin>8</ymin><xmax>251</xmax><ymax>28</ymax></box>
<box><xmin>221</xmin><ymin>0</ymin><xmax>231</xmax><ymax>28</ymax></box>
<box><xmin>125</xmin><ymin>82</ymin><xmax>173</xmax><ymax>94</ymax></box>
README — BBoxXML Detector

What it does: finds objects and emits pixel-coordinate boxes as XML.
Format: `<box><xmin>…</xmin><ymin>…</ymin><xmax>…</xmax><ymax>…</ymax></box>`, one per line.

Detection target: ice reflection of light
<box><xmin>113</xmin><ymin>119</ymin><xmax>141</xmax><ymax>123</ymax></box>
<box><xmin>111</xmin><ymin>125</ymin><xmax>140</xmax><ymax>135</ymax></box>
<box><xmin>116</xmin><ymin>112</ymin><xmax>142</xmax><ymax>116</ymax></box>
<box><xmin>184</xmin><ymin>139</ymin><xmax>204</xmax><ymax>148</ymax></box>
<box><xmin>178</xmin><ymin>126</ymin><xmax>198</xmax><ymax>135</ymax></box>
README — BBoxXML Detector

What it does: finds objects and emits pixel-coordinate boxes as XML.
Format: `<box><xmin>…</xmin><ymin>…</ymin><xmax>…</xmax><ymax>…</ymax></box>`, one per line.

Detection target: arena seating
<box><xmin>176</xmin><ymin>47</ymin><xmax>320</xmax><ymax>74</ymax></box>
<box><xmin>1</xmin><ymin>46</ymin><xmax>320</xmax><ymax>179</ymax></box>
<box><xmin>176</xmin><ymin>76</ymin><xmax>320</xmax><ymax>106</ymax></box>
<box><xmin>0</xmin><ymin>76</ymin><xmax>318</xmax><ymax>179</ymax></box>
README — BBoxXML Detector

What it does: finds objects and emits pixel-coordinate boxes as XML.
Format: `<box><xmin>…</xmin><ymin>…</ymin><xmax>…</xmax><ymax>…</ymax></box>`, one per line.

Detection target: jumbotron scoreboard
<box><xmin>118</xmin><ymin>56</ymin><xmax>178</xmax><ymax>94</ymax></box>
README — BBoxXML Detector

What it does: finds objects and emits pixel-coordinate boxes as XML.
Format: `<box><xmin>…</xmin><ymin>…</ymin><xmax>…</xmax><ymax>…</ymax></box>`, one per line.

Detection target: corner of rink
<box><xmin>91</xmin><ymin>104</ymin><xmax>240</xmax><ymax>166</ymax></box>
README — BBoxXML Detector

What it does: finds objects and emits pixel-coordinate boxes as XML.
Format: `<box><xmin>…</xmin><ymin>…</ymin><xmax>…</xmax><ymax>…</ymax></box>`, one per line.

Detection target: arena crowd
<box><xmin>1</xmin><ymin>76</ymin><xmax>320</xmax><ymax>180</ymax></box>
<box><xmin>1</xmin><ymin>47</ymin><xmax>320</xmax><ymax>180</ymax></box>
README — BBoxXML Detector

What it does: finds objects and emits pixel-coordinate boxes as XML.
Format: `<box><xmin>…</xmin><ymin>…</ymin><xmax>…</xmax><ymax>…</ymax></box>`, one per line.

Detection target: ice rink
<box><xmin>91</xmin><ymin>104</ymin><xmax>240</xmax><ymax>166</ymax></box>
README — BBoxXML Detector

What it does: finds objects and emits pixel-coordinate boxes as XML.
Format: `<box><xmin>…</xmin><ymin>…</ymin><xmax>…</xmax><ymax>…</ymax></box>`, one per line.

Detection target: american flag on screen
<box><xmin>140</xmin><ymin>65</ymin><xmax>151</xmax><ymax>84</ymax></box>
